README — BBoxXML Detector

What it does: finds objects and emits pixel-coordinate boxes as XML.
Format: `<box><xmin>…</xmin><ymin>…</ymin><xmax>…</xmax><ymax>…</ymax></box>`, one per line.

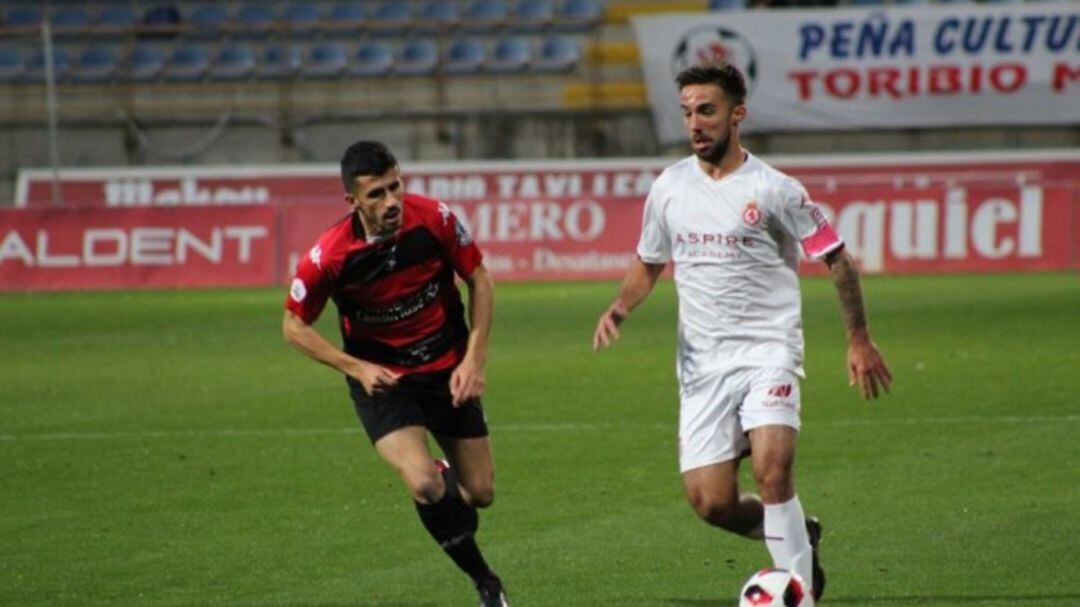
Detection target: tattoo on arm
<box><xmin>829</xmin><ymin>252</ymin><xmax>867</xmax><ymax>335</ymax></box>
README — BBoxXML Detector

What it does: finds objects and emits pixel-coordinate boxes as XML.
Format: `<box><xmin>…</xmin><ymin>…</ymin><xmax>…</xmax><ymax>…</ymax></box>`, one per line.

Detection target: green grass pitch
<box><xmin>1</xmin><ymin>272</ymin><xmax>1078</xmax><ymax>606</ymax></box>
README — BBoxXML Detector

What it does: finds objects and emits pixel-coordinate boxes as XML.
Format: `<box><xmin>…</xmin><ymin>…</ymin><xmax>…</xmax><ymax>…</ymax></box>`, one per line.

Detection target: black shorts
<box><xmin>346</xmin><ymin>371</ymin><xmax>489</xmax><ymax>443</ymax></box>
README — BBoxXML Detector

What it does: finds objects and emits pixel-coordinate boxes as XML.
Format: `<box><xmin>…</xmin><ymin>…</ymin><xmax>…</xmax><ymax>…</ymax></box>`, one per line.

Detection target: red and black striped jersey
<box><xmin>285</xmin><ymin>193</ymin><xmax>483</xmax><ymax>375</ymax></box>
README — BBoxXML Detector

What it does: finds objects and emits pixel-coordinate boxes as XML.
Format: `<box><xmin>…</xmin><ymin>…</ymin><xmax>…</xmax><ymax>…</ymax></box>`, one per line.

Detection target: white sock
<box><xmin>763</xmin><ymin>495</ymin><xmax>814</xmax><ymax>594</ymax></box>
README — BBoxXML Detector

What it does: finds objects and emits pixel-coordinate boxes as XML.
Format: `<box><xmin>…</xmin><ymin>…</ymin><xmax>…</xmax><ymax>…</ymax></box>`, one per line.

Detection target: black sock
<box><xmin>415</xmin><ymin>491</ymin><xmax>489</xmax><ymax>583</ymax></box>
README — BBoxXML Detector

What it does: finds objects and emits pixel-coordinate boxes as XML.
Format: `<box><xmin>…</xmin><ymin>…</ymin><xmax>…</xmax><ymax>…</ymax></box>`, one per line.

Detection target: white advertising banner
<box><xmin>632</xmin><ymin>4</ymin><xmax>1080</xmax><ymax>142</ymax></box>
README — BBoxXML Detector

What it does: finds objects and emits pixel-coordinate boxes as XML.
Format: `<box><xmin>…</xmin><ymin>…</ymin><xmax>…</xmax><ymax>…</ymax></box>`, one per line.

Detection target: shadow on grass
<box><xmin>660</xmin><ymin>593</ymin><xmax>1080</xmax><ymax>606</ymax></box>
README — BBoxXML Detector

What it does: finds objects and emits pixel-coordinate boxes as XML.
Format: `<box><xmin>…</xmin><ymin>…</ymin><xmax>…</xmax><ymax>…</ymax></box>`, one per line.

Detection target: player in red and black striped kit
<box><xmin>283</xmin><ymin>141</ymin><xmax>508</xmax><ymax>607</ymax></box>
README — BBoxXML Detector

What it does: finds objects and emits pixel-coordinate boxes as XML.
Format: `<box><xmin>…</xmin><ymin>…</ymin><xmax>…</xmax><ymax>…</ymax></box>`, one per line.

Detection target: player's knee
<box><xmin>405</xmin><ymin>469</ymin><xmax>446</xmax><ymax>505</ymax></box>
<box><xmin>462</xmin><ymin>479</ymin><xmax>495</xmax><ymax>508</ymax></box>
<box><xmin>688</xmin><ymin>493</ymin><xmax>739</xmax><ymax>528</ymax></box>
<box><xmin>468</xmin><ymin>485</ymin><xmax>495</xmax><ymax>508</ymax></box>
<box><xmin>754</xmin><ymin>467</ymin><xmax>793</xmax><ymax>502</ymax></box>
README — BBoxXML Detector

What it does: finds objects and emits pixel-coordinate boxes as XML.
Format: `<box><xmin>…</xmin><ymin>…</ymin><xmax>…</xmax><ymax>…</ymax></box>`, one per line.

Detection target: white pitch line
<box><xmin>1</xmin><ymin>415</ymin><xmax>1078</xmax><ymax>443</ymax></box>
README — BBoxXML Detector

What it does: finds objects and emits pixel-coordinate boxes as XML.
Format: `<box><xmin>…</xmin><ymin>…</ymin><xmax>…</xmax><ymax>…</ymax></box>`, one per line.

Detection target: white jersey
<box><xmin>636</xmin><ymin>152</ymin><xmax>842</xmax><ymax>383</ymax></box>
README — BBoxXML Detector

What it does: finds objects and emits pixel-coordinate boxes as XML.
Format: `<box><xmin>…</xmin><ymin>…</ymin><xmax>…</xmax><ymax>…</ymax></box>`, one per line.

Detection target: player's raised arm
<box><xmin>451</xmin><ymin>264</ymin><xmax>494</xmax><ymax>407</ymax></box>
<box><xmin>824</xmin><ymin>248</ymin><xmax>893</xmax><ymax>400</ymax></box>
<box><xmin>282</xmin><ymin>310</ymin><xmax>400</xmax><ymax>395</ymax></box>
<box><xmin>593</xmin><ymin>257</ymin><xmax>666</xmax><ymax>351</ymax></box>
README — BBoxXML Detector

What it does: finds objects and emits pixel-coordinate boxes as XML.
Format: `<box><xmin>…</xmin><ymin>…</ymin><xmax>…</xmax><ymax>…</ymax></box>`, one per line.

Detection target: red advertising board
<box><xmin>0</xmin><ymin>206</ymin><xmax>277</xmax><ymax>291</ymax></box>
<box><xmin>5</xmin><ymin>152</ymin><xmax>1078</xmax><ymax>291</ymax></box>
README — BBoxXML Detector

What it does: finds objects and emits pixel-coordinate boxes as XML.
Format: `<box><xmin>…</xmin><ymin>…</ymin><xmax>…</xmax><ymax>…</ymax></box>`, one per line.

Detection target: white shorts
<box><xmin>678</xmin><ymin>367</ymin><xmax>802</xmax><ymax>473</ymax></box>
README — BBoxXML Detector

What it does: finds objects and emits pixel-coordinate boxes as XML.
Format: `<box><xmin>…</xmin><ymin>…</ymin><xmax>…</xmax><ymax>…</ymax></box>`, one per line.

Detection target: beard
<box><xmin>694</xmin><ymin>132</ymin><xmax>731</xmax><ymax>164</ymax></box>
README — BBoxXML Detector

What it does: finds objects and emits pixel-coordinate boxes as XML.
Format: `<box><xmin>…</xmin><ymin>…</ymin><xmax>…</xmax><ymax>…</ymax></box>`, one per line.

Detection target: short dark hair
<box><xmin>340</xmin><ymin>140</ymin><xmax>398</xmax><ymax>193</ymax></box>
<box><xmin>675</xmin><ymin>63</ymin><xmax>747</xmax><ymax>107</ymax></box>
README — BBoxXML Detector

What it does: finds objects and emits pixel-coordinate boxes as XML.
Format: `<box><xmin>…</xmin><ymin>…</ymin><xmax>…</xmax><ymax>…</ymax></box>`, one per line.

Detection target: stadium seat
<box><xmin>98</xmin><ymin>5</ymin><xmax>137</xmax><ymax>31</ymax></box>
<box><xmin>0</xmin><ymin>46</ymin><xmax>26</xmax><ymax>83</ymax></box>
<box><xmin>709</xmin><ymin>0</ymin><xmax>747</xmax><ymax>9</ymax></box>
<box><xmin>464</xmin><ymin>0</ymin><xmax>508</xmax><ymax>34</ymax></box>
<box><xmin>163</xmin><ymin>43</ymin><xmax>210</xmax><ymax>81</ymax></box>
<box><xmin>51</xmin><ymin>7</ymin><xmax>91</xmax><ymax>37</ymax></box>
<box><xmin>304</xmin><ymin>42</ymin><xmax>348</xmax><ymax>78</ymax></box>
<box><xmin>257</xmin><ymin>44</ymin><xmax>302</xmax><ymax>79</ymax></box>
<box><xmin>188</xmin><ymin>5</ymin><xmax>229</xmax><ymax>39</ymax></box>
<box><xmin>126</xmin><ymin>43</ymin><xmax>165</xmax><ymax>81</ymax></box>
<box><xmin>209</xmin><ymin>43</ymin><xmax>256</xmax><ymax>80</ymax></box>
<box><xmin>416</xmin><ymin>1</ymin><xmax>460</xmax><ymax>34</ymax></box>
<box><xmin>395</xmin><ymin>39</ymin><xmax>438</xmax><ymax>76</ymax></box>
<box><xmin>532</xmin><ymin>35</ymin><xmax>580</xmax><ymax>72</ymax></box>
<box><xmin>555</xmin><ymin>0</ymin><xmax>602</xmax><ymax>32</ymax></box>
<box><xmin>513</xmin><ymin>0</ymin><xmax>555</xmax><ymax>33</ymax></box>
<box><xmin>487</xmin><ymin>37</ymin><xmax>530</xmax><ymax>73</ymax></box>
<box><xmin>445</xmin><ymin>38</ymin><xmax>486</xmax><ymax>75</ymax></box>
<box><xmin>284</xmin><ymin>3</ymin><xmax>322</xmax><ymax>38</ymax></box>
<box><xmin>371</xmin><ymin>1</ymin><xmax>413</xmax><ymax>37</ymax></box>
<box><xmin>326</xmin><ymin>2</ymin><xmax>367</xmax><ymax>37</ymax></box>
<box><xmin>141</xmin><ymin>4</ymin><xmax>182</xmax><ymax>38</ymax></box>
<box><xmin>348</xmin><ymin>41</ymin><xmax>393</xmax><ymax>77</ymax></box>
<box><xmin>235</xmin><ymin>4</ymin><xmax>276</xmax><ymax>39</ymax></box>
<box><xmin>5</xmin><ymin>6</ymin><xmax>43</xmax><ymax>30</ymax></box>
<box><xmin>24</xmin><ymin>46</ymin><xmax>71</xmax><ymax>82</ymax></box>
<box><xmin>72</xmin><ymin>45</ymin><xmax>119</xmax><ymax>82</ymax></box>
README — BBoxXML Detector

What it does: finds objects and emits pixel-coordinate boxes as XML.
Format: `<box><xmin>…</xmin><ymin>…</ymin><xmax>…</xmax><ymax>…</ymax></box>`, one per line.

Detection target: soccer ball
<box><xmin>738</xmin><ymin>568</ymin><xmax>812</xmax><ymax>607</ymax></box>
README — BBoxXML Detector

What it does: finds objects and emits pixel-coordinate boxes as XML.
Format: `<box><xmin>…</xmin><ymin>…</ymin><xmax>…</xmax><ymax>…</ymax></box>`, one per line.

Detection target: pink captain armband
<box><xmin>800</xmin><ymin>224</ymin><xmax>843</xmax><ymax>260</ymax></box>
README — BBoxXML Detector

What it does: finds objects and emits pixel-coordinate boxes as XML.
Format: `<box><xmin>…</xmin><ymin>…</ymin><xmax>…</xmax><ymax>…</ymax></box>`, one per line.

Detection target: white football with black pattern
<box><xmin>738</xmin><ymin>568</ymin><xmax>811</xmax><ymax>607</ymax></box>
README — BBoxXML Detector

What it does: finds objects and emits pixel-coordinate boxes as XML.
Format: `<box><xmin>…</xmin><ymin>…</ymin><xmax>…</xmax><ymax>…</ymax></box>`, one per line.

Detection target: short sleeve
<box><xmin>775</xmin><ymin>177</ymin><xmax>843</xmax><ymax>261</ymax></box>
<box><xmin>438</xmin><ymin>202</ymin><xmax>483</xmax><ymax>278</ymax></box>
<box><xmin>636</xmin><ymin>187</ymin><xmax>671</xmax><ymax>264</ymax></box>
<box><xmin>284</xmin><ymin>241</ymin><xmax>335</xmax><ymax>324</ymax></box>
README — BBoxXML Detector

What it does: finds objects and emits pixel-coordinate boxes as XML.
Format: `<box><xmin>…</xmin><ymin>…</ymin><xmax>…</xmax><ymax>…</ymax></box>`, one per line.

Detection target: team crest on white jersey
<box><xmin>743</xmin><ymin>201</ymin><xmax>762</xmax><ymax>227</ymax></box>
<box><xmin>290</xmin><ymin>278</ymin><xmax>307</xmax><ymax>302</ymax></box>
<box><xmin>309</xmin><ymin>244</ymin><xmax>323</xmax><ymax>268</ymax></box>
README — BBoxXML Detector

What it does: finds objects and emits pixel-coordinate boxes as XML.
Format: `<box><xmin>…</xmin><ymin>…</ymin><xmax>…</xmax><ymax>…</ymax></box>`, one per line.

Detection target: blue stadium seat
<box><xmin>371</xmin><ymin>1</ymin><xmax>413</xmax><ymax>37</ymax></box>
<box><xmin>127</xmin><ymin>43</ymin><xmax>165</xmax><ymax>81</ymax></box>
<box><xmin>5</xmin><ymin>6</ymin><xmax>43</xmax><ymax>30</ymax></box>
<box><xmin>51</xmin><ymin>7</ymin><xmax>91</xmax><ymax>34</ymax></box>
<box><xmin>25</xmin><ymin>46</ymin><xmax>71</xmax><ymax>82</ymax></box>
<box><xmin>395</xmin><ymin>39</ymin><xmax>437</xmax><ymax>76</ymax></box>
<box><xmin>235</xmin><ymin>4</ymin><xmax>276</xmax><ymax>39</ymax></box>
<box><xmin>141</xmin><ymin>4</ymin><xmax>182</xmax><ymax>37</ymax></box>
<box><xmin>164</xmin><ymin>43</ymin><xmax>210</xmax><ymax>81</ymax></box>
<box><xmin>445</xmin><ymin>38</ymin><xmax>486</xmax><ymax>75</ymax></box>
<box><xmin>188</xmin><ymin>5</ymin><xmax>229</xmax><ymax>39</ymax></box>
<box><xmin>487</xmin><ymin>37</ymin><xmax>530</xmax><ymax>73</ymax></box>
<box><xmin>284</xmin><ymin>3</ymin><xmax>322</xmax><ymax>38</ymax></box>
<box><xmin>555</xmin><ymin>0</ymin><xmax>602</xmax><ymax>32</ymax></box>
<box><xmin>464</xmin><ymin>0</ymin><xmax>508</xmax><ymax>34</ymax></box>
<box><xmin>209</xmin><ymin>44</ymin><xmax>256</xmax><ymax>80</ymax></box>
<box><xmin>513</xmin><ymin>0</ymin><xmax>555</xmax><ymax>33</ymax></box>
<box><xmin>99</xmin><ymin>6</ymin><xmax>137</xmax><ymax>31</ymax></box>
<box><xmin>326</xmin><ymin>2</ymin><xmax>367</xmax><ymax>37</ymax></box>
<box><xmin>0</xmin><ymin>46</ymin><xmax>26</xmax><ymax>83</ymax></box>
<box><xmin>304</xmin><ymin>42</ymin><xmax>348</xmax><ymax>78</ymax></box>
<box><xmin>72</xmin><ymin>45</ymin><xmax>119</xmax><ymax>82</ymax></box>
<box><xmin>416</xmin><ymin>1</ymin><xmax>460</xmax><ymax>34</ymax></box>
<box><xmin>257</xmin><ymin>44</ymin><xmax>302</xmax><ymax>79</ymax></box>
<box><xmin>348</xmin><ymin>41</ymin><xmax>393</xmax><ymax>77</ymax></box>
<box><xmin>532</xmin><ymin>35</ymin><xmax>580</xmax><ymax>72</ymax></box>
<box><xmin>709</xmin><ymin>0</ymin><xmax>747</xmax><ymax>9</ymax></box>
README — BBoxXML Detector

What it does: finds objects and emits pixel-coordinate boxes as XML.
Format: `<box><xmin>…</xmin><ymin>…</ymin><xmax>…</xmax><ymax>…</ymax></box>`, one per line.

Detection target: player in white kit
<box><xmin>593</xmin><ymin>64</ymin><xmax>891</xmax><ymax>603</ymax></box>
